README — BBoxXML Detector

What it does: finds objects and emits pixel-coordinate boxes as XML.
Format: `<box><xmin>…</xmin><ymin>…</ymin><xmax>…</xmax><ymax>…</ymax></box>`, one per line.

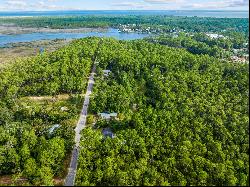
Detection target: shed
<box><xmin>102</xmin><ymin>127</ymin><xmax>115</xmax><ymax>138</ymax></box>
<box><xmin>103</xmin><ymin>70</ymin><xmax>111</xmax><ymax>77</ymax></box>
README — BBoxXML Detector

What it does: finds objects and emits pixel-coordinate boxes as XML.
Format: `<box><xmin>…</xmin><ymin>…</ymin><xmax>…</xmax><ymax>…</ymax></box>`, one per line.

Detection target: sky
<box><xmin>0</xmin><ymin>0</ymin><xmax>248</xmax><ymax>11</ymax></box>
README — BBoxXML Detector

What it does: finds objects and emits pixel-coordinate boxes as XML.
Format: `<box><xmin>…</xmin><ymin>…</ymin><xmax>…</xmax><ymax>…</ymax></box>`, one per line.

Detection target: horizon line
<box><xmin>0</xmin><ymin>9</ymin><xmax>249</xmax><ymax>12</ymax></box>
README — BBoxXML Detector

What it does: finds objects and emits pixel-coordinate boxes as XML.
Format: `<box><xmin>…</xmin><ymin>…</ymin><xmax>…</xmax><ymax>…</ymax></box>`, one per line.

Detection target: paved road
<box><xmin>64</xmin><ymin>63</ymin><xmax>97</xmax><ymax>186</ymax></box>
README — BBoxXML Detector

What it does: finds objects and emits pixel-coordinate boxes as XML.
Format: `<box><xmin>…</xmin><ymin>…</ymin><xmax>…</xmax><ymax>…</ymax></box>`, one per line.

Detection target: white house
<box><xmin>98</xmin><ymin>112</ymin><xmax>118</xmax><ymax>120</ymax></box>
<box><xmin>61</xmin><ymin>106</ymin><xmax>69</xmax><ymax>111</ymax></box>
<box><xmin>206</xmin><ymin>33</ymin><xmax>225</xmax><ymax>39</ymax></box>
<box><xmin>103</xmin><ymin>70</ymin><xmax>111</xmax><ymax>77</ymax></box>
<box><xmin>48</xmin><ymin>124</ymin><xmax>60</xmax><ymax>134</ymax></box>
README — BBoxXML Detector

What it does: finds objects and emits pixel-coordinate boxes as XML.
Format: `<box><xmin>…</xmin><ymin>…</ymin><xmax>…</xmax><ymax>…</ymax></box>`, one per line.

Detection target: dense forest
<box><xmin>75</xmin><ymin>38</ymin><xmax>249</xmax><ymax>186</ymax></box>
<box><xmin>0</xmin><ymin>15</ymin><xmax>249</xmax><ymax>35</ymax></box>
<box><xmin>0</xmin><ymin>38</ymin><xmax>100</xmax><ymax>185</ymax></box>
<box><xmin>145</xmin><ymin>31</ymin><xmax>248</xmax><ymax>59</ymax></box>
<box><xmin>0</xmin><ymin>36</ymin><xmax>249</xmax><ymax>185</ymax></box>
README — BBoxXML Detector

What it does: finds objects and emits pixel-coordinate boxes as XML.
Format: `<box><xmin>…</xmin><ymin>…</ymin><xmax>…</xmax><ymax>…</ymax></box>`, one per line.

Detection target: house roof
<box><xmin>102</xmin><ymin>127</ymin><xmax>115</xmax><ymax>138</ymax></box>
<box><xmin>103</xmin><ymin>70</ymin><xmax>111</xmax><ymax>73</ymax></box>
<box><xmin>49</xmin><ymin>124</ymin><xmax>60</xmax><ymax>134</ymax></box>
<box><xmin>98</xmin><ymin>112</ymin><xmax>118</xmax><ymax>118</ymax></box>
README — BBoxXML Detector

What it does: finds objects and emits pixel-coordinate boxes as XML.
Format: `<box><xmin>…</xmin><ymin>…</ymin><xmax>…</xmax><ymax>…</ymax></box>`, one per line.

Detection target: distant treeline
<box><xmin>77</xmin><ymin>38</ymin><xmax>249</xmax><ymax>186</ymax></box>
<box><xmin>145</xmin><ymin>31</ymin><xmax>249</xmax><ymax>58</ymax></box>
<box><xmin>0</xmin><ymin>15</ymin><xmax>249</xmax><ymax>35</ymax></box>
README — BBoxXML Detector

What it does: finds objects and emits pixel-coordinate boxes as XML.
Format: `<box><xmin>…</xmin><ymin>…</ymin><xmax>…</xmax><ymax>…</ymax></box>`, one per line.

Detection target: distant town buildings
<box><xmin>118</xmin><ymin>24</ymin><xmax>151</xmax><ymax>34</ymax></box>
<box><xmin>206</xmin><ymin>33</ymin><xmax>225</xmax><ymax>39</ymax></box>
<box><xmin>118</xmin><ymin>24</ymin><xmax>133</xmax><ymax>33</ymax></box>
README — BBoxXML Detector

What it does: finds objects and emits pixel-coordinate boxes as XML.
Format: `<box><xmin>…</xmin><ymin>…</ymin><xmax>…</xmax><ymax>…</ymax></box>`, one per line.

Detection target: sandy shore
<box><xmin>0</xmin><ymin>25</ymin><xmax>108</xmax><ymax>35</ymax></box>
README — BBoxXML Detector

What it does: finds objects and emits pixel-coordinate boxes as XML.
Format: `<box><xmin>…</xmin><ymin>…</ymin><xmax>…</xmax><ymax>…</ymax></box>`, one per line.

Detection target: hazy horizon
<box><xmin>0</xmin><ymin>0</ymin><xmax>248</xmax><ymax>12</ymax></box>
<box><xmin>0</xmin><ymin>9</ymin><xmax>248</xmax><ymax>18</ymax></box>
<box><xmin>0</xmin><ymin>9</ymin><xmax>248</xmax><ymax>12</ymax></box>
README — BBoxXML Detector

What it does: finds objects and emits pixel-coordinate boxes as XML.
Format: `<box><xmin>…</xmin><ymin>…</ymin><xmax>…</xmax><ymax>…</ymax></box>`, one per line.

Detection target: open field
<box><xmin>0</xmin><ymin>39</ymin><xmax>72</xmax><ymax>65</ymax></box>
<box><xmin>0</xmin><ymin>25</ymin><xmax>107</xmax><ymax>35</ymax></box>
<box><xmin>24</xmin><ymin>94</ymin><xmax>85</xmax><ymax>103</ymax></box>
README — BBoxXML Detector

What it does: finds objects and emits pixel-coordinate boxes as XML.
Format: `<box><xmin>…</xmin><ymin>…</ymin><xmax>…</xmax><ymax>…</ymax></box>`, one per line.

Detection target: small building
<box><xmin>103</xmin><ymin>70</ymin><xmax>111</xmax><ymax>77</ymax></box>
<box><xmin>102</xmin><ymin>127</ymin><xmax>115</xmax><ymax>138</ymax></box>
<box><xmin>243</xmin><ymin>54</ymin><xmax>249</xmax><ymax>60</ymax></box>
<box><xmin>231</xmin><ymin>56</ymin><xmax>239</xmax><ymax>61</ymax></box>
<box><xmin>48</xmin><ymin>124</ymin><xmax>60</xmax><ymax>134</ymax></box>
<box><xmin>243</xmin><ymin>42</ymin><xmax>249</xmax><ymax>47</ymax></box>
<box><xmin>98</xmin><ymin>112</ymin><xmax>118</xmax><ymax>120</ymax></box>
<box><xmin>233</xmin><ymin>49</ymin><xmax>240</xmax><ymax>54</ymax></box>
<box><xmin>132</xmin><ymin>104</ymin><xmax>138</xmax><ymax>111</ymax></box>
<box><xmin>40</xmin><ymin>47</ymin><xmax>45</xmax><ymax>54</ymax></box>
<box><xmin>206</xmin><ymin>33</ymin><xmax>225</xmax><ymax>39</ymax></box>
<box><xmin>231</xmin><ymin>56</ymin><xmax>248</xmax><ymax>63</ymax></box>
<box><xmin>61</xmin><ymin>106</ymin><xmax>69</xmax><ymax>111</ymax></box>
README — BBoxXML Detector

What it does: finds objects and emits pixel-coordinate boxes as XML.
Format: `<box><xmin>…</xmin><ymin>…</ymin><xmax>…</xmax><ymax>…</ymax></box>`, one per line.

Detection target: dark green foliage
<box><xmin>0</xmin><ymin>15</ymin><xmax>248</xmax><ymax>35</ymax></box>
<box><xmin>0</xmin><ymin>34</ymin><xmax>248</xmax><ymax>185</ymax></box>
<box><xmin>77</xmin><ymin>38</ymin><xmax>249</xmax><ymax>186</ymax></box>
<box><xmin>145</xmin><ymin>32</ymin><xmax>248</xmax><ymax>58</ymax></box>
<box><xmin>0</xmin><ymin>38</ymin><xmax>101</xmax><ymax>185</ymax></box>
